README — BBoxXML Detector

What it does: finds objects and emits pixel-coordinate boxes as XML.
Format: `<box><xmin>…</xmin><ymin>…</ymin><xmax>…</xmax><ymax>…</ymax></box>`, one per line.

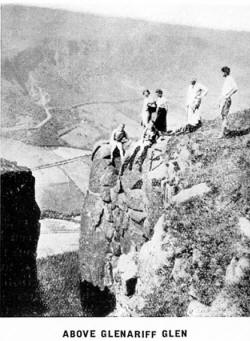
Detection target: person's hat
<box><xmin>155</xmin><ymin>88</ymin><xmax>163</xmax><ymax>94</ymax></box>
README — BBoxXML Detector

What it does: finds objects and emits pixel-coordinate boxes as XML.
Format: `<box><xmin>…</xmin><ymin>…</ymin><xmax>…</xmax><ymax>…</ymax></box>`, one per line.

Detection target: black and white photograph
<box><xmin>0</xmin><ymin>0</ymin><xmax>250</xmax><ymax>339</ymax></box>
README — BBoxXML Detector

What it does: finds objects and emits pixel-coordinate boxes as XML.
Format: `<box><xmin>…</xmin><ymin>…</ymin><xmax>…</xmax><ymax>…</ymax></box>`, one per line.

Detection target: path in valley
<box><xmin>1</xmin><ymin>83</ymin><xmax>141</xmax><ymax>259</ymax></box>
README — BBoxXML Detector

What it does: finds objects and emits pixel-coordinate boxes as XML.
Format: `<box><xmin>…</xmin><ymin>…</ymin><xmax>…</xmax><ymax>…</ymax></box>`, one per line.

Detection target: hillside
<box><xmin>79</xmin><ymin>109</ymin><xmax>250</xmax><ymax>316</ymax></box>
<box><xmin>1</xmin><ymin>5</ymin><xmax>250</xmax><ymax>147</ymax></box>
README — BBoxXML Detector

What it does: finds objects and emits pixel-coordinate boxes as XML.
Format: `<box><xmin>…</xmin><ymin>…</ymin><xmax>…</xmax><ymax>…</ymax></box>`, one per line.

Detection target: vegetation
<box><xmin>37</xmin><ymin>252</ymin><xmax>84</xmax><ymax>317</ymax></box>
<box><xmin>2</xmin><ymin>5</ymin><xmax>250</xmax><ymax>146</ymax></box>
<box><xmin>140</xmin><ymin>109</ymin><xmax>250</xmax><ymax>316</ymax></box>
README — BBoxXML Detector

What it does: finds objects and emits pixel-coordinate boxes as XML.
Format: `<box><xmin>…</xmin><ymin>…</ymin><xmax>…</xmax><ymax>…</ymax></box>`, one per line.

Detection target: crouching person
<box><xmin>110</xmin><ymin>123</ymin><xmax>129</xmax><ymax>165</ymax></box>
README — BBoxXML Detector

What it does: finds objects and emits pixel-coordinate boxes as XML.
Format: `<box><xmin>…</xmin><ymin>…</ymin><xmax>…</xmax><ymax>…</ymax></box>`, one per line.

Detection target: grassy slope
<box><xmin>37</xmin><ymin>252</ymin><xmax>84</xmax><ymax>317</ymax></box>
<box><xmin>8</xmin><ymin>110</ymin><xmax>249</xmax><ymax>317</ymax></box>
<box><xmin>141</xmin><ymin>109</ymin><xmax>250</xmax><ymax>316</ymax></box>
<box><xmin>1</xmin><ymin>5</ymin><xmax>250</xmax><ymax>146</ymax></box>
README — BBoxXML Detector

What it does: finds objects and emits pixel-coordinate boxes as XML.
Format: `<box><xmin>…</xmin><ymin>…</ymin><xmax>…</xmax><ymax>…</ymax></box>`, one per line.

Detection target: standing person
<box><xmin>155</xmin><ymin>89</ymin><xmax>168</xmax><ymax>134</ymax></box>
<box><xmin>140</xmin><ymin>89</ymin><xmax>157</xmax><ymax>127</ymax></box>
<box><xmin>218</xmin><ymin>66</ymin><xmax>238</xmax><ymax>138</ymax></box>
<box><xmin>109</xmin><ymin>123</ymin><xmax>129</xmax><ymax>165</ymax></box>
<box><xmin>186</xmin><ymin>78</ymin><xmax>208</xmax><ymax>126</ymax></box>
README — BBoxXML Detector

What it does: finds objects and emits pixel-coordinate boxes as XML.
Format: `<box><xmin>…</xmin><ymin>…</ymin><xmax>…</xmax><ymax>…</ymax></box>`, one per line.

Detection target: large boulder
<box><xmin>0</xmin><ymin>158</ymin><xmax>41</xmax><ymax>316</ymax></box>
<box><xmin>79</xmin><ymin>109</ymin><xmax>250</xmax><ymax>317</ymax></box>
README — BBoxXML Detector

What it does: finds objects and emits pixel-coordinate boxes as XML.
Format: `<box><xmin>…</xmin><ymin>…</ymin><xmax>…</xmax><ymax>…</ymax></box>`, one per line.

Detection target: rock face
<box><xmin>79</xmin><ymin>110</ymin><xmax>250</xmax><ymax>316</ymax></box>
<box><xmin>0</xmin><ymin>158</ymin><xmax>41</xmax><ymax>316</ymax></box>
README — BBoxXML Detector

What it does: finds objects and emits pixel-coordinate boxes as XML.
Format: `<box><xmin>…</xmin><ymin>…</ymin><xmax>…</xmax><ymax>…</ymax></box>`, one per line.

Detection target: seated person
<box><xmin>120</xmin><ymin>122</ymin><xmax>159</xmax><ymax>175</ymax></box>
<box><xmin>110</xmin><ymin>124</ymin><xmax>129</xmax><ymax>165</ymax></box>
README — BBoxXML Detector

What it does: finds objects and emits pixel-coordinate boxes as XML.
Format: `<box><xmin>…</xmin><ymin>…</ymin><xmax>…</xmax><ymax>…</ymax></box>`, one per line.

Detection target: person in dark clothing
<box><xmin>155</xmin><ymin>89</ymin><xmax>168</xmax><ymax>134</ymax></box>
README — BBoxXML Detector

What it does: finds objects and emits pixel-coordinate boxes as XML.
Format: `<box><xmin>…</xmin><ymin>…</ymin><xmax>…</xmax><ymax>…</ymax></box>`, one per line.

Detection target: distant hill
<box><xmin>1</xmin><ymin>5</ymin><xmax>250</xmax><ymax>147</ymax></box>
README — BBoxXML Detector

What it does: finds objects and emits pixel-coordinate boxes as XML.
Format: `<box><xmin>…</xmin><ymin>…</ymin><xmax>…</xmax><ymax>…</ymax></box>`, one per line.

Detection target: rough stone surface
<box><xmin>0</xmin><ymin>158</ymin><xmax>41</xmax><ymax>316</ymax></box>
<box><xmin>225</xmin><ymin>256</ymin><xmax>250</xmax><ymax>285</ymax></box>
<box><xmin>172</xmin><ymin>183</ymin><xmax>211</xmax><ymax>204</ymax></box>
<box><xmin>79</xmin><ymin>110</ymin><xmax>250</xmax><ymax>317</ymax></box>
<box><xmin>239</xmin><ymin>217</ymin><xmax>250</xmax><ymax>239</ymax></box>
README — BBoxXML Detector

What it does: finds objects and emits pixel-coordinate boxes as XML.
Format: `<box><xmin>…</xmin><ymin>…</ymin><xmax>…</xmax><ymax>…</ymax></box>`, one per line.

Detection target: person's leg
<box><xmin>193</xmin><ymin>107</ymin><xmax>200</xmax><ymax>126</ymax></box>
<box><xmin>117</xmin><ymin>142</ymin><xmax>125</xmax><ymax>161</ymax></box>
<box><xmin>165</xmin><ymin>109</ymin><xmax>168</xmax><ymax>133</ymax></box>
<box><xmin>137</xmin><ymin>144</ymin><xmax>150</xmax><ymax>172</ymax></box>
<box><xmin>187</xmin><ymin>105</ymin><xmax>196</xmax><ymax>126</ymax></box>
<box><xmin>155</xmin><ymin>108</ymin><xmax>166</xmax><ymax>135</ymax></box>
<box><xmin>219</xmin><ymin>98</ymin><xmax>231</xmax><ymax>137</ymax></box>
<box><xmin>109</xmin><ymin>141</ymin><xmax>116</xmax><ymax>165</ymax></box>
<box><xmin>160</xmin><ymin>108</ymin><xmax>167</xmax><ymax>134</ymax></box>
<box><xmin>148</xmin><ymin>109</ymin><xmax>152</xmax><ymax>124</ymax></box>
<box><xmin>142</xmin><ymin>110</ymin><xmax>148</xmax><ymax>127</ymax></box>
<box><xmin>128</xmin><ymin>145</ymin><xmax>140</xmax><ymax>171</ymax></box>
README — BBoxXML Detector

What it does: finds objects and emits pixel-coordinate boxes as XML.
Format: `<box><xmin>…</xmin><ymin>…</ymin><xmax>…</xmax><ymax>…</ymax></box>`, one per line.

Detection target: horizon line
<box><xmin>2</xmin><ymin>1</ymin><xmax>250</xmax><ymax>33</ymax></box>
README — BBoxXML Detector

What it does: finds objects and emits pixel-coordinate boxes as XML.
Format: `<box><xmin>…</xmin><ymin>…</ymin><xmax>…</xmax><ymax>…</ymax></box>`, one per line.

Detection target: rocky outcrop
<box><xmin>0</xmin><ymin>158</ymin><xmax>41</xmax><ymax>316</ymax></box>
<box><xmin>79</xmin><ymin>110</ymin><xmax>250</xmax><ymax>316</ymax></box>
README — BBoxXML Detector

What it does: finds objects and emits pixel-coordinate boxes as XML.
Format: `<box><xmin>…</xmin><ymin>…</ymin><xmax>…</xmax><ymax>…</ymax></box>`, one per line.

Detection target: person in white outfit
<box><xmin>186</xmin><ymin>78</ymin><xmax>208</xmax><ymax>126</ymax></box>
<box><xmin>218</xmin><ymin>66</ymin><xmax>238</xmax><ymax>138</ymax></box>
<box><xmin>140</xmin><ymin>89</ymin><xmax>156</xmax><ymax>127</ymax></box>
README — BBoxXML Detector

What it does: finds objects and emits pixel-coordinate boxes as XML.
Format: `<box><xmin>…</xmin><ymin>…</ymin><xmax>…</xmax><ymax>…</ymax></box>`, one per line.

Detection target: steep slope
<box><xmin>79</xmin><ymin>109</ymin><xmax>250</xmax><ymax>316</ymax></box>
<box><xmin>2</xmin><ymin>5</ymin><xmax>250</xmax><ymax>146</ymax></box>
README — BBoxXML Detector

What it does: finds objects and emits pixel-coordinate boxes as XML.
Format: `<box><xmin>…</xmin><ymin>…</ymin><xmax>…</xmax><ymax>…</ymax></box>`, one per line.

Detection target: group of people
<box><xmin>109</xmin><ymin>66</ymin><xmax>238</xmax><ymax>166</ymax></box>
<box><xmin>141</xmin><ymin>88</ymin><xmax>168</xmax><ymax>133</ymax></box>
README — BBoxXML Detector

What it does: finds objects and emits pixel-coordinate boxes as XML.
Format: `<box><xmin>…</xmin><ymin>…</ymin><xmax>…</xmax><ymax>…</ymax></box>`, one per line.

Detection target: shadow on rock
<box><xmin>0</xmin><ymin>283</ymin><xmax>46</xmax><ymax>317</ymax></box>
<box><xmin>80</xmin><ymin>280</ymin><xmax>116</xmax><ymax>317</ymax></box>
<box><xmin>225</xmin><ymin>127</ymin><xmax>250</xmax><ymax>138</ymax></box>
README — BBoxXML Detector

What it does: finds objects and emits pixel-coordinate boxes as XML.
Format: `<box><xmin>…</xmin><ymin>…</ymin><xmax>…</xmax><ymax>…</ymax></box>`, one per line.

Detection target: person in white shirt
<box><xmin>109</xmin><ymin>123</ymin><xmax>129</xmax><ymax>165</ymax></box>
<box><xmin>140</xmin><ymin>89</ymin><xmax>157</xmax><ymax>127</ymax></box>
<box><xmin>186</xmin><ymin>78</ymin><xmax>208</xmax><ymax>126</ymax></box>
<box><xmin>155</xmin><ymin>89</ymin><xmax>168</xmax><ymax>133</ymax></box>
<box><xmin>218</xmin><ymin>66</ymin><xmax>238</xmax><ymax>138</ymax></box>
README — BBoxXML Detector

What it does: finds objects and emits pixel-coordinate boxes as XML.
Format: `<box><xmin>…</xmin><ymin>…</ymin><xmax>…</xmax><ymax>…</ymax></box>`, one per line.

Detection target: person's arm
<box><xmin>225</xmin><ymin>78</ymin><xmax>238</xmax><ymax>98</ymax></box>
<box><xmin>155</xmin><ymin>101</ymin><xmax>159</xmax><ymax>116</ymax></box>
<box><xmin>186</xmin><ymin>87</ymin><xmax>191</xmax><ymax>107</ymax></box>
<box><xmin>165</xmin><ymin>98</ymin><xmax>168</xmax><ymax>109</ymax></box>
<box><xmin>110</xmin><ymin>130</ymin><xmax>116</xmax><ymax>142</ymax></box>
<box><xmin>122</xmin><ymin>131</ymin><xmax>129</xmax><ymax>142</ymax></box>
<box><xmin>199</xmin><ymin>84</ymin><xmax>208</xmax><ymax>98</ymax></box>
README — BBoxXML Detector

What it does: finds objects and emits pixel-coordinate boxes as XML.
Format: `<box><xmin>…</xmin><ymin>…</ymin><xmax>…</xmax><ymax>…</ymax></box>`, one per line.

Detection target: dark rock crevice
<box><xmin>80</xmin><ymin>280</ymin><xmax>116</xmax><ymax>317</ymax></box>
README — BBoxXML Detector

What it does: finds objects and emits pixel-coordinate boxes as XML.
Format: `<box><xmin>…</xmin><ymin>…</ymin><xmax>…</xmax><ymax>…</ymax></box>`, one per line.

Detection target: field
<box><xmin>1</xmin><ymin>5</ymin><xmax>250</xmax><ymax>318</ymax></box>
<box><xmin>2</xmin><ymin>5</ymin><xmax>250</xmax><ymax>147</ymax></box>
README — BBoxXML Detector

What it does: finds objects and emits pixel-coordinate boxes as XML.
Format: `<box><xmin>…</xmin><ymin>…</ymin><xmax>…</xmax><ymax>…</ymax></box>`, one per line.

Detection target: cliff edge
<box><xmin>79</xmin><ymin>109</ymin><xmax>250</xmax><ymax>316</ymax></box>
<box><xmin>0</xmin><ymin>158</ymin><xmax>41</xmax><ymax>316</ymax></box>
